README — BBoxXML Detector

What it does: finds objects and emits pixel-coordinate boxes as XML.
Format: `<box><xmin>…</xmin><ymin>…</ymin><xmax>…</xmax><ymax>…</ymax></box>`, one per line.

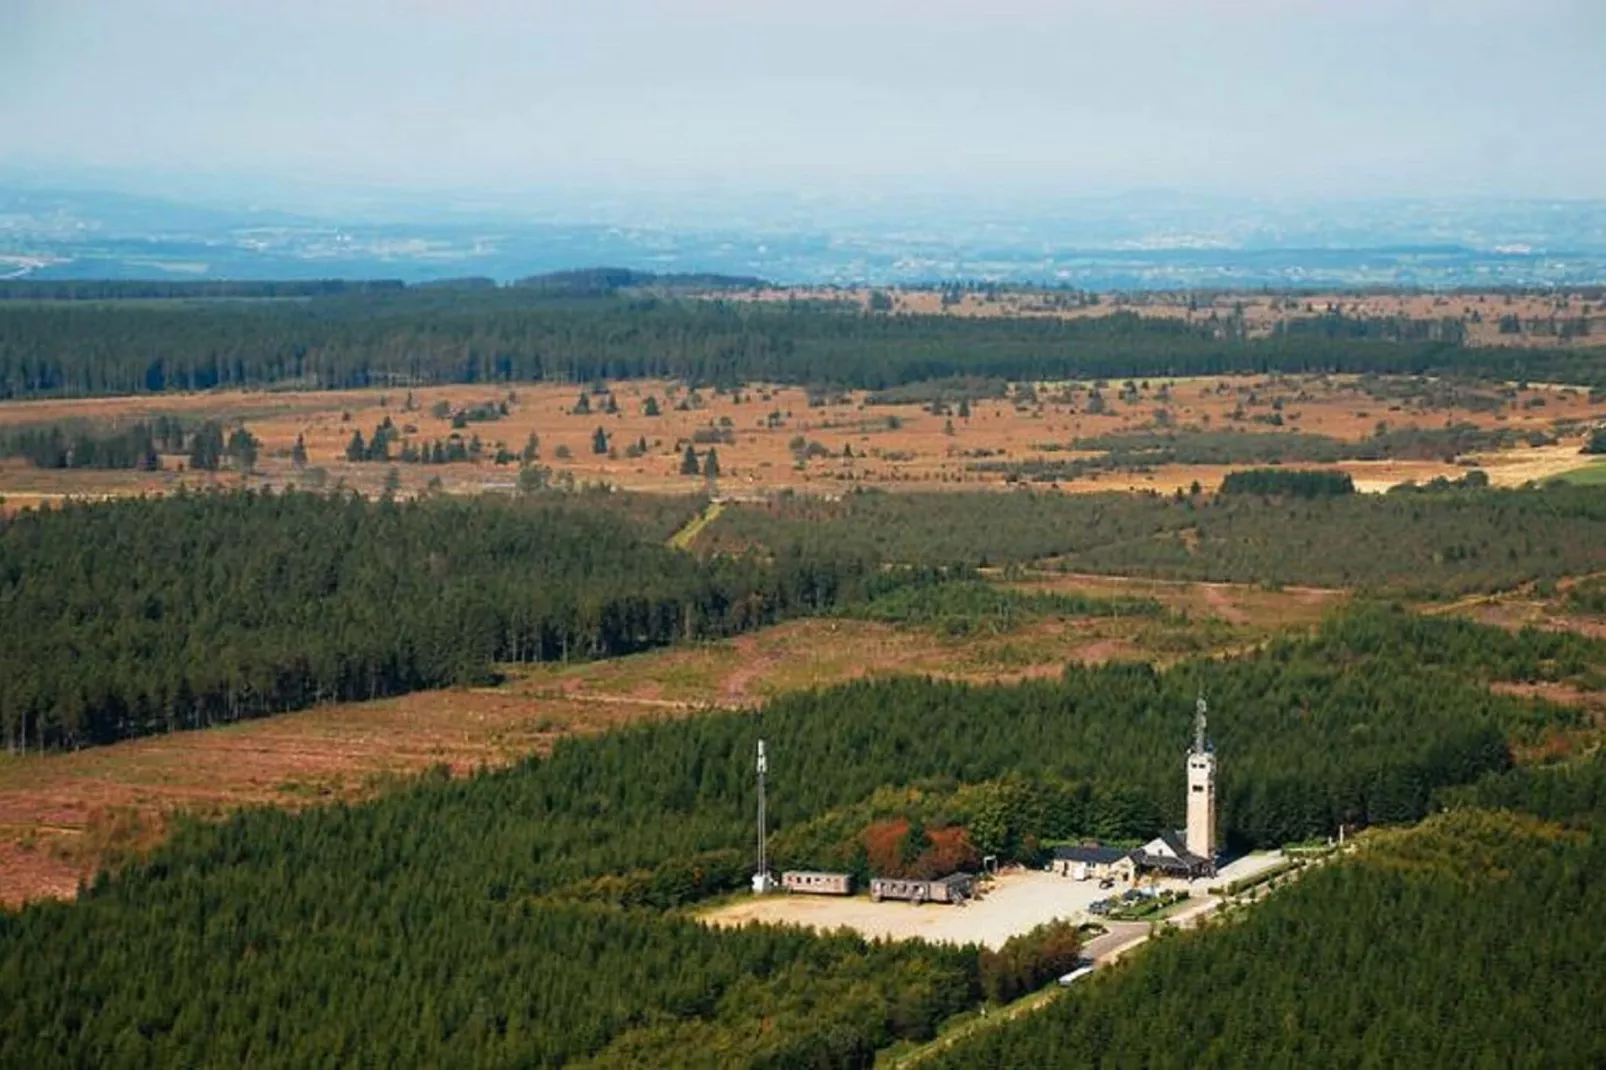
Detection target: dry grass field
<box><xmin>1</xmin><ymin>371</ymin><xmax>1601</xmax><ymax>505</ymax></box>
<box><xmin>0</xmin><ymin>358</ymin><xmax>1598</xmax><ymax>905</ymax></box>
<box><xmin>0</xmin><ymin>579</ymin><xmax>1330</xmax><ymax>907</ymax></box>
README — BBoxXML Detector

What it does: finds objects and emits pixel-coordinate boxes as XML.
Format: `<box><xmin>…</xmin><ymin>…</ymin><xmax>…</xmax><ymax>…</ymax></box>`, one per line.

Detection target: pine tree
<box><xmin>703</xmin><ymin>448</ymin><xmax>721</xmax><ymax>478</ymax></box>
<box><xmin>188</xmin><ymin>421</ymin><xmax>224</xmax><ymax>471</ymax></box>
<box><xmin>346</xmin><ymin>431</ymin><xmax>367</xmax><ymax>463</ymax></box>
<box><xmin>592</xmin><ymin>427</ymin><xmax>610</xmax><ymax>455</ymax></box>
<box><xmin>680</xmin><ymin>445</ymin><xmax>701</xmax><ymax>476</ymax></box>
<box><xmin>573</xmin><ymin>392</ymin><xmax>591</xmax><ymax>415</ymax></box>
<box><xmin>643</xmin><ymin>396</ymin><xmax>661</xmax><ymax>417</ymax></box>
<box><xmin>226</xmin><ymin>427</ymin><xmax>259</xmax><ymax>474</ymax></box>
<box><xmin>291</xmin><ymin>434</ymin><xmax>309</xmax><ymax>469</ymax></box>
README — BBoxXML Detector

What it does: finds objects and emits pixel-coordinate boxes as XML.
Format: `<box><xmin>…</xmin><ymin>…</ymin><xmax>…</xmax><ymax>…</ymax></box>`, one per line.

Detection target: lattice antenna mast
<box><xmin>752</xmin><ymin>735</ymin><xmax>772</xmax><ymax>894</ymax></box>
<box><xmin>1193</xmin><ymin>694</ymin><xmax>1208</xmax><ymax>754</ymax></box>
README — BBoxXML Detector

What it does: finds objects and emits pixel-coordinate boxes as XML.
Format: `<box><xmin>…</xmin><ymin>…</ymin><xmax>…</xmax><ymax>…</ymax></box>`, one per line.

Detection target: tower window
<box><xmin>1192</xmin><ymin>785</ymin><xmax>1204</xmax><ymax>792</ymax></box>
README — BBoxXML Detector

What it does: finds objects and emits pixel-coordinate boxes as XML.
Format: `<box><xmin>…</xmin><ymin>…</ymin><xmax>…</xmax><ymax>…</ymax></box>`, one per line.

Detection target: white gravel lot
<box><xmin>702</xmin><ymin>852</ymin><xmax>1288</xmax><ymax>951</ymax></box>
<box><xmin>706</xmin><ymin>869</ymin><xmax>1122</xmax><ymax>951</ymax></box>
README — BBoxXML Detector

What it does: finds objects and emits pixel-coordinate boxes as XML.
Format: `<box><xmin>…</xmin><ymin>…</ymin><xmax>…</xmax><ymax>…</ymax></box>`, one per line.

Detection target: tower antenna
<box><xmin>752</xmin><ymin>731</ymin><xmax>774</xmax><ymax>894</ymax></box>
<box><xmin>1185</xmin><ymin>691</ymin><xmax>1218</xmax><ymax>871</ymax></box>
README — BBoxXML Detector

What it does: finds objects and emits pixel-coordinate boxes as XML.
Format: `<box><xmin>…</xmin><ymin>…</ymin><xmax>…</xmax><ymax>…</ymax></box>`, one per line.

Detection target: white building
<box><xmin>1052</xmin><ymin>696</ymin><xmax>1221</xmax><ymax>882</ymax></box>
<box><xmin>1186</xmin><ymin>695</ymin><xmax>1218</xmax><ymax>863</ymax></box>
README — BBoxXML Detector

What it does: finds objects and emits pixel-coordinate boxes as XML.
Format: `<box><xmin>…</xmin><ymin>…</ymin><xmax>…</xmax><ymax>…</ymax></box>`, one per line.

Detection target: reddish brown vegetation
<box><xmin>861</xmin><ymin>818</ymin><xmax>979</xmax><ymax>880</ymax></box>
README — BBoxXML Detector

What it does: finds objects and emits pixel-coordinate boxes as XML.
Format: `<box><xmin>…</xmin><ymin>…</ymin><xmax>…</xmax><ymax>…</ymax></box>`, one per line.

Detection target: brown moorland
<box><xmin>0</xmin><ymin>581</ymin><xmax>1324</xmax><ymax>907</ymax></box>
<box><xmin>1</xmin><ymin>372</ymin><xmax>1601</xmax><ymax>504</ymax></box>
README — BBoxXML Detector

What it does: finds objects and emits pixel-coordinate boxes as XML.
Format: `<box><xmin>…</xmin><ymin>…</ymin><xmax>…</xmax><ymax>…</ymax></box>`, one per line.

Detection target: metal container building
<box><xmin>869</xmin><ymin>873</ymin><xmax>976</xmax><ymax>904</ymax></box>
<box><xmin>781</xmin><ymin>871</ymin><xmax>854</xmax><ymax>896</ymax></box>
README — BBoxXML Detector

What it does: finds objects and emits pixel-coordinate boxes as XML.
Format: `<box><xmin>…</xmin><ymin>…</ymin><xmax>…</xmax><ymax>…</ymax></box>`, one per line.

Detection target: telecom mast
<box><xmin>752</xmin><ymin>737</ymin><xmax>775</xmax><ymax>894</ymax></box>
<box><xmin>1185</xmin><ymin>693</ymin><xmax>1218</xmax><ymax>866</ymax></box>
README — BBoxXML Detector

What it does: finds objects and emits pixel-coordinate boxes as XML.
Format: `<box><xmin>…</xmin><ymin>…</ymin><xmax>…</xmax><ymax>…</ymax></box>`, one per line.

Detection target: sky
<box><xmin>3</xmin><ymin>0</ymin><xmax>1604</xmax><ymax>210</ymax></box>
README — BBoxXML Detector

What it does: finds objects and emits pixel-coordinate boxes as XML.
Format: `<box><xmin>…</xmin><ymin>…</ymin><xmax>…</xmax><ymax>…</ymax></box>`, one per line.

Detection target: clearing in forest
<box><xmin>0</xmin><ymin>588</ymin><xmax>1309</xmax><ymax>907</ymax></box>
<box><xmin>701</xmin><ymin>854</ymin><xmax>1285</xmax><ymax>951</ymax></box>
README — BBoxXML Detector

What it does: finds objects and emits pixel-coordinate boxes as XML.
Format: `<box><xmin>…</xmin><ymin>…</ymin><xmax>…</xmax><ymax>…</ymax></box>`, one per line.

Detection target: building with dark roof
<box><xmin>1051</xmin><ymin>844</ymin><xmax>1137</xmax><ymax>882</ymax></box>
<box><xmin>1133</xmin><ymin>829</ymin><xmax>1213</xmax><ymax>879</ymax></box>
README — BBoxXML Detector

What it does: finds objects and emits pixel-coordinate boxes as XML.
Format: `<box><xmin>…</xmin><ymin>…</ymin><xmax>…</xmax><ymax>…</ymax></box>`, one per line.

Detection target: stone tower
<box><xmin>1186</xmin><ymin>695</ymin><xmax>1217</xmax><ymax>863</ymax></box>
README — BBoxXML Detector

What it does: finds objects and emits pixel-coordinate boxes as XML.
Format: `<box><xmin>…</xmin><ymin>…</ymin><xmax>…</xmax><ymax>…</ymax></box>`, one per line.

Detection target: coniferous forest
<box><xmin>0</xmin><ymin>607</ymin><xmax>1599</xmax><ymax>1067</ymax></box>
<box><xmin>0</xmin><ymin>490</ymin><xmax>890</xmax><ymax>752</ymax></box>
<box><xmin>3</xmin><ymin>287</ymin><xmax>1605</xmax><ymax>399</ymax></box>
<box><xmin>1</xmin><ymin>284</ymin><xmax>1604</xmax><ymax>1065</ymax></box>
<box><xmin>705</xmin><ymin>484</ymin><xmax>1606</xmax><ymax>596</ymax></box>
<box><xmin>927</xmin><ymin>765</ymin><xmax>1606</xmax><ymax>1069</ymax></box>
<box><xmin>10</xmin><ymin>479</ymin><xmax>1600</xmax><ymax>757</ymax></box>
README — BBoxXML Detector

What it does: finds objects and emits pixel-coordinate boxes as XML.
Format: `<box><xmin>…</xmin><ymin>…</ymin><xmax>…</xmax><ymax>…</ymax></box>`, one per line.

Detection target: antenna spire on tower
<box><xmin>752</xmin><ymin>734</ymin><xmax>774</xmax><ymax>894</ymax></box>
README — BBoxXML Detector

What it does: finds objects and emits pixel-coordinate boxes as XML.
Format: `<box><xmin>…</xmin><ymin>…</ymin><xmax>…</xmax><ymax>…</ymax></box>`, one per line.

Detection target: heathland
<box><xmin>1</xmin><ymin>279</ymin><xmax>1605</xmax><ymax>1067</ymax></box>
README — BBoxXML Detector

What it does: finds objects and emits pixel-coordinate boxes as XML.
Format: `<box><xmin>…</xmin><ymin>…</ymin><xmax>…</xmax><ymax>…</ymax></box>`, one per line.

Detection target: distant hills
<box><xmin>3</xmin><ymin>184</ymin><xmax>1605</xmax><ymax>288</ymax></box>
<box><xmin>0</xmin><ymin>270</ymin><xmax>769</xmax><ymax>302</ymax></box>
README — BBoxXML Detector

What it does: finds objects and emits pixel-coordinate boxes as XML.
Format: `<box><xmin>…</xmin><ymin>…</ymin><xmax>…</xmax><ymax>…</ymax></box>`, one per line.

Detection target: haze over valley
<box><xmin>3</xmin><ymin>2</ymin><xmax>1605</xmax><ymax>1067</ymax></box>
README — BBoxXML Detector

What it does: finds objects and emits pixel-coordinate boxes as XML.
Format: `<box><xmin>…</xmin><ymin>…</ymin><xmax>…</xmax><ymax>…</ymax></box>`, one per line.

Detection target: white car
<box><xmin>1057</xmin><ymin>964</ymin><xmax>1096</xmax><ymax>987</ymax></box>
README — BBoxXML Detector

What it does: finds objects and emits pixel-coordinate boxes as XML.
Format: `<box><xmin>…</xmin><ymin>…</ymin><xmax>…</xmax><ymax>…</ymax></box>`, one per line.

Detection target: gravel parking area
<box><xmin>702</xmin><ymin>852</ymin><xmax>1289</xmax><ymax>951</ymax></box>
<box><xmin>704</xmin><ymin>869</ymin><xmax>1120</xmax><ymax>951</ymax></box>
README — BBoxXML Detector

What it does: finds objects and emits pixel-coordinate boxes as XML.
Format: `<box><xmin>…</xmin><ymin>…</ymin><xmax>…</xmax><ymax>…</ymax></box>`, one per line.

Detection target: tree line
<box><xmin>1045</xmin><ymin>423</ymin><xmax>1524</xmax><ymax>472</ymax></box>
<box><xmin>0</xmin><ymin>416</ymin><xmax>259</xmax><ymax>472</ymax></box>
<box><xmin>0</xmin><ymin>421</ymin><xmax>162</xmax><ymax>470</ymax></box>
<box><xmin>0</xmin><ymin>489</ymin><xmax>892</xmax><ymax>753</ymax></box>
<box><xmin>3</xmin><ymin>289</ymin><xmax>1605</xmax><ymax>399</ymax></box>
<box><xmin>1220</xmin><ymin>468</ymin><xmax>1355</xmax><ymax>498</ymax></box>
<box><xmin>0</xmin><ymin>279</ymin><xmax>407</xmax><ymax>301</ymax></box>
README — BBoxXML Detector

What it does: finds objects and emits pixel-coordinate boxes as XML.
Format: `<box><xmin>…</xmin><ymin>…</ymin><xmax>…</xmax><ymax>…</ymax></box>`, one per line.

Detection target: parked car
<box><xmin>1057</xmin><ymin>964</ymin><xmax>1096</xmax><ymax>987</ymax></box>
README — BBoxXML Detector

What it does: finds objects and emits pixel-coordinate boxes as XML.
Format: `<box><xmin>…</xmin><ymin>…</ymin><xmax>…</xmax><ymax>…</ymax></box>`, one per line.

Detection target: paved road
<box><xmin>891</xmin><ymin>898</ymin><xmax>1229</xmax><ymax>1066</ymax></box>
<box><xmin>1081</xmin><ymin>893</ymin><xmax>1225</xmax><ymax>965</ymax></box>
<box><xmin>1081</xmin><ymin>921</ymin><xmax>1150</xmax><ymax>963</ymax></box>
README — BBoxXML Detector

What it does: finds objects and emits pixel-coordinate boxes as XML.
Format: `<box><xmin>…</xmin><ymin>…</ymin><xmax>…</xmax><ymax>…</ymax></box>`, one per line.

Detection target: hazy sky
<box><xmin>4</xmin><ymin>0</ymin><xmax>1604</xmax><ymax>205</ymax></box>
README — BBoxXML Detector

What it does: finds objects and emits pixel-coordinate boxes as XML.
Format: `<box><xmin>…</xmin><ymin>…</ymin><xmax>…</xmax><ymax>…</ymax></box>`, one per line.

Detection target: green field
<box><xmin>1555</xmin><ymin>459</ymin><xmax>1606</xmax><ymax>486</ymax></box>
